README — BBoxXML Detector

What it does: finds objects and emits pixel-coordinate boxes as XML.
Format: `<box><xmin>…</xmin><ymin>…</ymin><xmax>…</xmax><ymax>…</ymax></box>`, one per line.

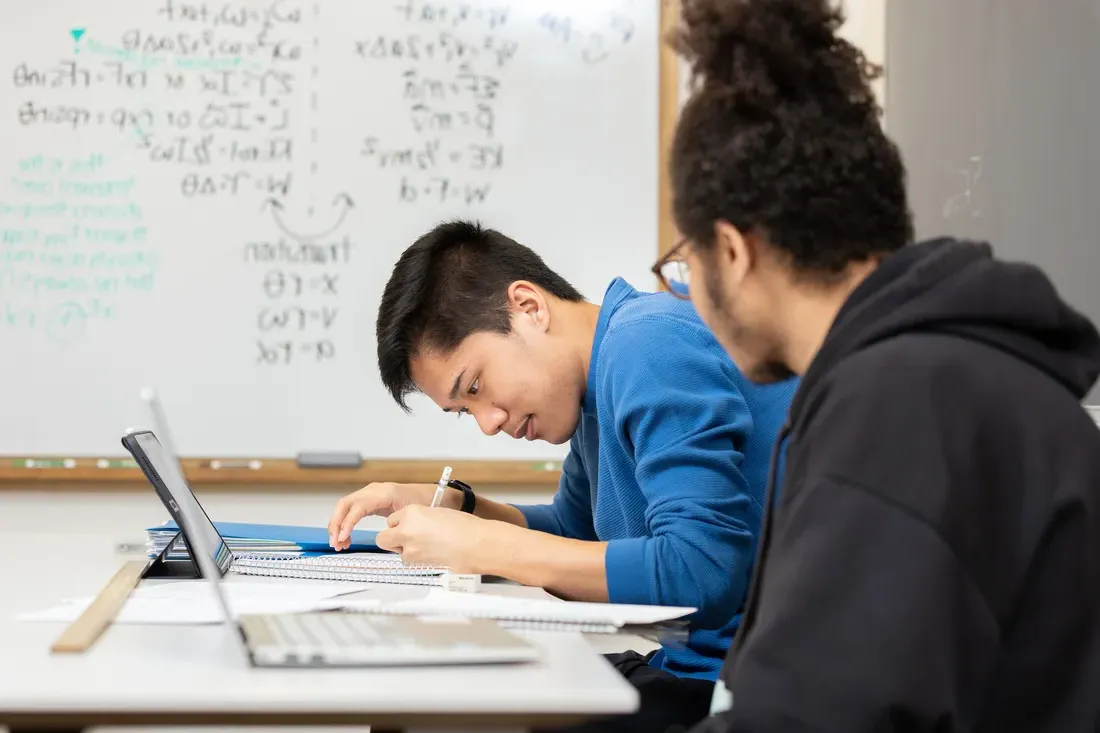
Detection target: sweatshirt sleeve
<box><xmin>600</xmin><ymin>320</ymin><xmax>761</xmax><ymax>626</ymax></box>
<box><xmin>512</xmin><ymin>436</ymin><xmax>598</xmax><ymax>541</ymax></box>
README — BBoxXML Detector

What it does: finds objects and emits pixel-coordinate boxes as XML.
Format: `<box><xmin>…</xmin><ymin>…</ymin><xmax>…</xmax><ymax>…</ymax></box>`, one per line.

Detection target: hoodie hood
<box><xmin>791</xmin><ymin>237</ymin><xmax>1100</xmax><ymax>423</ymax></box>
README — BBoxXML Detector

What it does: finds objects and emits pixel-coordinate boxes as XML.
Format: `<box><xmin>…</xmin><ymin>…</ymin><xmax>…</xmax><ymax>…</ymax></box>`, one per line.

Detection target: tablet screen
<box><xmin>129</xmin><ymin>431</ymin><xmax>233</xmax><ymax>576</ymax></box>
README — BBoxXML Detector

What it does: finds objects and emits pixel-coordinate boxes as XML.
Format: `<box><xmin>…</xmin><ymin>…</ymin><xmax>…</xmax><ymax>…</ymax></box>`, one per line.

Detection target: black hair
<box><xmin>668</xmin><ymin>0</ymin><xmax>914</xmax><ymax>277</ymax></box>
<box><xmin>376</xmin><ymin>219</ymin><xmax>584</xmax><ymax>411</ymax></box>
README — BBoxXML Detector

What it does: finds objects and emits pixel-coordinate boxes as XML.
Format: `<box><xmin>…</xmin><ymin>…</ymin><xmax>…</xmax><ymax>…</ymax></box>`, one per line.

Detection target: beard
<box><xmin>704</xmin><ymin>267</ymin><xmax>794</xmax><ymax>385</ymax></box>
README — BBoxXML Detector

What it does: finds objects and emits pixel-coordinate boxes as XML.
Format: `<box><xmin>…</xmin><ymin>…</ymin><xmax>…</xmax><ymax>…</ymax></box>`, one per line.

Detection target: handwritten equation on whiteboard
<box><xmin>0</xmin><ymin>0</ymin><xmax>642</xmax><ymax>363</ymax></box>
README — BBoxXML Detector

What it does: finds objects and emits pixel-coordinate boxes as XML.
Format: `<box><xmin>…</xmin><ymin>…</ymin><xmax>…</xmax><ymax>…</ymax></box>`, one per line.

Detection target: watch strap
<box><xmin>449</xmin><ymin>479</ymin><xmax>476</xmax><ymax>513</ymax></box>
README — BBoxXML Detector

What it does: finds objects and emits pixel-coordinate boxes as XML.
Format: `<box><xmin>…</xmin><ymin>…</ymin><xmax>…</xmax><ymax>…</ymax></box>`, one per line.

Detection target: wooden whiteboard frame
<box><xmin>658</xmin><ymin>0</ymin><xmax>682</xmax><ymax>261</ymax></box>
<box><xmin>0</xmin><ymin>457</ymin><xmax>565</xmax><ymax>488</ymax></box>
<box><xmin>0</xmin><ymin>1</ymin><xmax>684</xmax><ymax>490</ymax></box>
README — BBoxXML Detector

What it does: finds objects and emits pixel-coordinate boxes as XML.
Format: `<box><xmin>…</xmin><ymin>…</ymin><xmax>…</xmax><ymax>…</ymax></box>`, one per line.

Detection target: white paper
<box><xmin>16</xmin><ymin>581</ymin><xmax>370</xmax><ymax>625</ymax></box>
<box><xmin>133</xmin><ymin>580</ymin><xmax>370</xmax><ymax>602</ymax></box>
<box><xmin>322</xmin><ymin>588</ymin><xmax>695</xmax><ymax>626</ymax></box>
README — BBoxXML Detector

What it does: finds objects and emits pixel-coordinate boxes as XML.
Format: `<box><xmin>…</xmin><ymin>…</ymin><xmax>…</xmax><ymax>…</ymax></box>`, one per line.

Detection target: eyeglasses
<box><xmin>651</xmin><ymin>237</ymin><xmax>692</xmax><ymax>300</ymax></box>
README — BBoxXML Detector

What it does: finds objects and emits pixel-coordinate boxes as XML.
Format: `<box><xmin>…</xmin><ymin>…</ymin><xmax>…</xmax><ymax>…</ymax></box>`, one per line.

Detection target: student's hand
<box><xmin>375</xmin><ymin>505</ymin><xmax>512</xmax><ymax>574</ymax></box>
<box><xmin>328</xmin><ymin>482</ymin><xmax>440</xmax><ymax>550</ymax></box>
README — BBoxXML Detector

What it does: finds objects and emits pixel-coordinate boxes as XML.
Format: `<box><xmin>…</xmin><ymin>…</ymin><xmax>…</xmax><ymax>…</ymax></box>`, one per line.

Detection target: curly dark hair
<box><xmin>668</xmin><ymin>0</ymin><xmax>914</xmax><ymax>276</ymax></box>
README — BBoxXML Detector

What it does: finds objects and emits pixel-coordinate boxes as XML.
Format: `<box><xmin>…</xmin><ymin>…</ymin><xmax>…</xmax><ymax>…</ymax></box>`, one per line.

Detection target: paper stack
<box><xmin>18</xmin><ymin>581</ymin><xmax>371</xmax><ymax>625</ymax></box>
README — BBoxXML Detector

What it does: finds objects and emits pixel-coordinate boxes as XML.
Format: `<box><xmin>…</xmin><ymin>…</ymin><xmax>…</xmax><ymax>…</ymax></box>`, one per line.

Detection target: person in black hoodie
<box><xmin>652</xmin><ymin>0</ymin><xmax>1100</xmax><ymax>731</ymax></box>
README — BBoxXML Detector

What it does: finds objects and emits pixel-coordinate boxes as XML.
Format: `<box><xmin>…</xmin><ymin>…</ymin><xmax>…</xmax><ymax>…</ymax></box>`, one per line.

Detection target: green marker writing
<box><xmin>17</xmin><ymin>458</ymin><xmax>76</xmax><ymax>468</ymax></box>
<box><xmin>96</xmin><ymin>458</ymin><xmax>137</xmax><ymax>468</ymax></box>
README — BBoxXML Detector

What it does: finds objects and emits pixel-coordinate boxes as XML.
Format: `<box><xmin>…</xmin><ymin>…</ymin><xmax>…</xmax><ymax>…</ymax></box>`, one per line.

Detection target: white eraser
<box><xmin>441</xmin><ymin>572</ymin><xmax>481</xmax><ymax>593</ymax></box>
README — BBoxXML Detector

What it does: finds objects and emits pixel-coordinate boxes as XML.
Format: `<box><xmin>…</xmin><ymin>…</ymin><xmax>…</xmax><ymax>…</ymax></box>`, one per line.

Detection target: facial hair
<box><xmin>704</xmin><ymin>266</ymin><xmax>795</xmax><ymax>385</ymax></box>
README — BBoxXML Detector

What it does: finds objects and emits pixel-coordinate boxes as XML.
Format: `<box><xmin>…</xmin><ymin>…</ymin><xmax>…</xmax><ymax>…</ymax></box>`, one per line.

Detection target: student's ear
<box><xmin>507</xmin><ymin>281</ymin><xmax>550</xmax><ymax>333</ymax></box>
<box><xmin>714</xmin><ymin>221</ymin><xmax>757</xmax><ymax>285</ymax></box>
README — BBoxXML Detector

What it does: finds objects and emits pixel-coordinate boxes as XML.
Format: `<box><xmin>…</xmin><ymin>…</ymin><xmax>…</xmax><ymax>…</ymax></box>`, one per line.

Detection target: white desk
<box><xmin>0</xmin><ymin>531</ymin><xmax>639</xmax><ymax>733</ymax></box>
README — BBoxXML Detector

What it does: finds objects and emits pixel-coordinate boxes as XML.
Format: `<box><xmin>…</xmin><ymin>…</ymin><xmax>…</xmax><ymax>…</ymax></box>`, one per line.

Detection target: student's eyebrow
<box><xmin>448</xmin><ymin>368</ymin><xmax>468</xmax><ymax>402</ymax></box>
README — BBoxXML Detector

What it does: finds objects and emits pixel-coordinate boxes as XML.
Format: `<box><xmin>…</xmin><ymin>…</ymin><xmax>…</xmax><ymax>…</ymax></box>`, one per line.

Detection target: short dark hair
<box><xmin>376</xmin><ymin>220</ymin><xmax>584</xmax><ymax>411</ymax></box>
<box><xmin>668</xmin><ymin>0</ymin><xmax>914</xmax><ymax>276</ymax></box>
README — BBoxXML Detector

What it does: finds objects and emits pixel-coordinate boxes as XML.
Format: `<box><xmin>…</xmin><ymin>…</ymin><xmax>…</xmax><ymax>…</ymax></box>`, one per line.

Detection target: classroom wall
<box><xmin>883</xmin><ymin>0</ymin><xmax>1100</xmax><ymax>398</ymax></box>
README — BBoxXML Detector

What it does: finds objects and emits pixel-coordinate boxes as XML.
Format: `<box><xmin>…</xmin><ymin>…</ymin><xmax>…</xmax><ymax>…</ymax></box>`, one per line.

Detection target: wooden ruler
<box><xmin>50</xmin><ymin>559</ymin><xmax>149</xmax><ymax>653</ymax></box>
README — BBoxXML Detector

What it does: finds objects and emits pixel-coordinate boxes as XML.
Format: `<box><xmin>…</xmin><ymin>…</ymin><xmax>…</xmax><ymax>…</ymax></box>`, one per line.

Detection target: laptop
<box><xmin>122</xmin><ymin>429</ymin><xmax>541</xmax><ymax>668</ymax></box>
<box><xmin>140</xmin><ymin>386</ymin><xmax>184</xmax><ymax>477</ymax></box>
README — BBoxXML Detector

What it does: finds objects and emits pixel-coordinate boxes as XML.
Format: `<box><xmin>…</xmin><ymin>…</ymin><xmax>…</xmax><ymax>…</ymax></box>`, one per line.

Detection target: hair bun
<box><xmin>669</xmin><ymin>0</ymin><xmax>880</xmax><ymax>115</ymax></box>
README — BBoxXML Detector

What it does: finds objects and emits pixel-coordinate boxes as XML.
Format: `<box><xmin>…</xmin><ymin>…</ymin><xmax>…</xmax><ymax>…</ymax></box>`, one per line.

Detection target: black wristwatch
<box><xmin>449</xmin><ymin>479</ymin><xmax>476</xmax><ymax>513</ymax></box>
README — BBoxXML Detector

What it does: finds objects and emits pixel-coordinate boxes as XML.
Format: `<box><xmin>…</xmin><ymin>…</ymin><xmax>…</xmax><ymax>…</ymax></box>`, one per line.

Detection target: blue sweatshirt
<box><xmin>514</xmin><ymin>278</ymin><xmax>797</xmax><ymax>680</ymax></box>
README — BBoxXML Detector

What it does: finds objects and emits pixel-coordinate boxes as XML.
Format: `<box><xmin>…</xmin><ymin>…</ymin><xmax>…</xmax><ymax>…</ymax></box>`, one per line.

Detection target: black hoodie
<box><xmin>695</xmin><ymin>238</ymin><xmax>1100</xmax><ymax>733</ymax></box>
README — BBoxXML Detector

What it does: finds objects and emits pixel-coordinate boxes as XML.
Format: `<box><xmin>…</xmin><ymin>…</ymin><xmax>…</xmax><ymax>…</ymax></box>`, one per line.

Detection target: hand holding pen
<box><xmin>328</xmin><ymin>465</ymin><xmax>455</xmax><ymax>550</ymax></box>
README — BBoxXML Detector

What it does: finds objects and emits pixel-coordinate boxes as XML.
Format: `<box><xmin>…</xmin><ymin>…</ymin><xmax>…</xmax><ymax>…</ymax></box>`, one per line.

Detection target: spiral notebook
<box><xmin>230</xmin><ymin>552</ymin><xmax>451</xmax><ymax>586</ymax></box>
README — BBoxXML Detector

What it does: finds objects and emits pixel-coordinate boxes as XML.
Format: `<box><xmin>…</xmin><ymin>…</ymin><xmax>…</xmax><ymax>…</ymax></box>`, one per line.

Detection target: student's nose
<box><xmin>473</xmin><ymin>405</ymin><xmax>508</xmax><ymax>437</ymax></box>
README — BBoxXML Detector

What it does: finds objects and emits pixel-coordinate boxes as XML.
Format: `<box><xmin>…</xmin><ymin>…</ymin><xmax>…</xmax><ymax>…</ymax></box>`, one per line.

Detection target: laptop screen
<box><xmin>128</xmin><ymin>430</ymin><xmax>233</xmax><ymax>576</ymax></box>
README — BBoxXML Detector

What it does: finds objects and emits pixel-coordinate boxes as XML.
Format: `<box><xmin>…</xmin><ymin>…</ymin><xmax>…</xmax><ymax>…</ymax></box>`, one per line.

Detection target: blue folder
<box><xmin>148</xmin><ymin>520</ymin><xmax>380</xmax><ymax>553</ymax></box>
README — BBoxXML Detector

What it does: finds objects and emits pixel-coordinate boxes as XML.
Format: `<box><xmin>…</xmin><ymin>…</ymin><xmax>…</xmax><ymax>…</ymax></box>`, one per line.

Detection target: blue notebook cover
<box><xmin>149</xmin><ymin>520</ymin><xmax>380</xmax><ymax>553</ymax></box>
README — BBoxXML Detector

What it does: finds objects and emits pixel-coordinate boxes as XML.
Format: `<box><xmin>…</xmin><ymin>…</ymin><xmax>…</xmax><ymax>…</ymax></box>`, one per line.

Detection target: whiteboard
<box><xmin>0</xmin><ymin>0</ymin><xmax>658</xmax><ymax>459</ymax></box>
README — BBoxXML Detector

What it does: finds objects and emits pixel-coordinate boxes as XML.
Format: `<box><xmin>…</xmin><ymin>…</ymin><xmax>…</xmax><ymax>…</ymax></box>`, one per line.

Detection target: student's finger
<box><xmin>375</xmin><ymin>527</ymin><xmax>403</xmax><ymax>552</ymax></box>
<box><xmin>336</xmin><ymin>505</ymin><xmax>369</xmax><ymax>545</ymax></box>
<box><xmin>328</xmin><ymin>497</ymin><xmax>351</xmax><ymax>545</ymax></box>
<box><xmin>386</xmin><ymin>508</ymin><xmax>407</xmax><ymax>529</ymax></box>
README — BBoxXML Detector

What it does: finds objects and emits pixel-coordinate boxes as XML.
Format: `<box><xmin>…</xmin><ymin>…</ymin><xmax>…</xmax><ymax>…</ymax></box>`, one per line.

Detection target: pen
<box><xmin>430</xmin><ymin>465</ymin><xmax>453</xmax><ymax>508</ymax></box>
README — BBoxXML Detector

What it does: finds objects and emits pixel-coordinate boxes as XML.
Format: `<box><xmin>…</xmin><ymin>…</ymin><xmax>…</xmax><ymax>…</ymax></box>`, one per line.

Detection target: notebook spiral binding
<box><xmin>229</xmin><ymin>553</ymin><xmax>448</xmax><ymax>586</ymax></box>
<box><xmin>336</xmin><ymin>605</ymin><xmax>693</xmax><ymax>640</ymax></box>
<box><xmin>483</xmin><ymin>618</ymin><xmax>620</xmax><ymax>634</ymax></box>
<box><xmin>337</xmin><ymin>604</ymin><xmax>622</xmax><ymax>634</ymax></box>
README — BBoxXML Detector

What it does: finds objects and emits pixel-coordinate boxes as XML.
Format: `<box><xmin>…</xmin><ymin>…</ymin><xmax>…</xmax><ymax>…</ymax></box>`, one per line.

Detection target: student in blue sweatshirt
<box><xmin>327</xmin><ymin>220</ymin><xmax>796</xmax><ymax>730</ymax></box>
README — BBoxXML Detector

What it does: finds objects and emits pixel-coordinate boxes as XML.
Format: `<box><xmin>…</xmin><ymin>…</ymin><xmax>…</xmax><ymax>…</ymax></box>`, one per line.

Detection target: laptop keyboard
<box><xmin>261</xmin><ymin>613</ymin><xmax>385</xmax><ymax>648</ymax></box>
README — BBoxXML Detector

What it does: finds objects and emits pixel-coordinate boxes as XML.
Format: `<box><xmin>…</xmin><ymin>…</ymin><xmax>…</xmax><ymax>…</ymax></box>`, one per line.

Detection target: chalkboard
<box><xmin>0</xmin><ymin>0</ymin><xmax>662</xmax><ymax>464</ymax></box>
<box><xmin>885</xmin><ymin>0</ymin><xmax>1100</xmax><ymax>400</ymax></box>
